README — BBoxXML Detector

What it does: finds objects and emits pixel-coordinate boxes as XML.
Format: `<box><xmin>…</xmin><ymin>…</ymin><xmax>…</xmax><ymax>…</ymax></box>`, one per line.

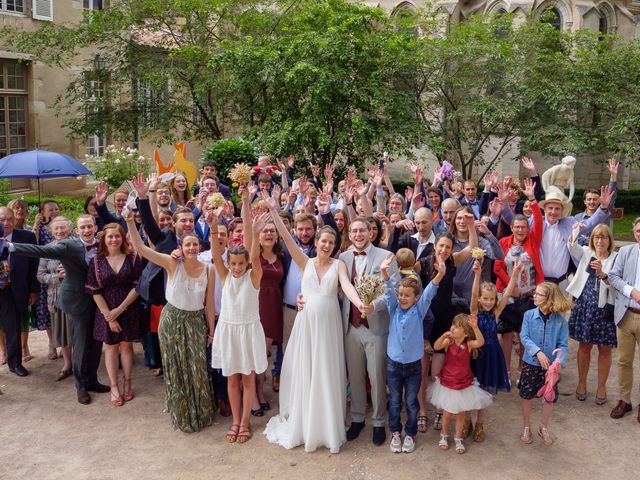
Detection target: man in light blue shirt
<box><xmin>381</xmin><ymin>254</ymin><xmax>445</xmax><ymax>453</ymax></box>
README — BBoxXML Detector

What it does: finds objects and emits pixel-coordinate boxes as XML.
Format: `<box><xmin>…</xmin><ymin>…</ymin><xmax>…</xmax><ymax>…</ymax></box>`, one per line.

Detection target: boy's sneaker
<box><xmin>390</xmin><ymin>432</ymin><xmax>402</xmax><ymax>453</ymax></box>
<box><xmin>402</xmin><ymin>435</ymin><xmax>416</xmax><ymax>453</ymax></box>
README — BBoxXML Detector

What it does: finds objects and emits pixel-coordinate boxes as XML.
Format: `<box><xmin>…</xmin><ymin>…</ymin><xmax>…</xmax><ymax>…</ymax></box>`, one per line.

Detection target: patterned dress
<box><xmin>159</xmin><ymin>262</ymin><xmax>214</xmax><ymax>433</ymax></box>
<box><xmin>33</xmin><ymin>224</ymin><xmax>53</xmax><ymax>331</ymax></box>
<box><xmin>569</xmin><ymin>273</ymin><xmax>617</xmax><ymax>347</ymax></box>
<box><xmin>85</xmin><ymin>253</ymin><xmax>145</xmax><ymax>345</ymax></box>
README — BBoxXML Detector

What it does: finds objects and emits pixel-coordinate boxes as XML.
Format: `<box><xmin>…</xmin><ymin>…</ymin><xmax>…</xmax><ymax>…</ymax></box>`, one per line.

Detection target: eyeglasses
<box><xmin>533</xmin><ymin>292</ymin><xmax>546</xmax><ymax>298</ymax></box>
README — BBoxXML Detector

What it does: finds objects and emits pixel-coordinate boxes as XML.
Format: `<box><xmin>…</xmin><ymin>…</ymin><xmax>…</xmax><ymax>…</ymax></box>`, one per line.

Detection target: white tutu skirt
<box><xmin>427</xmin><ymin>377</ymin><xmax>493</xmax><ymax>414</ymax></box>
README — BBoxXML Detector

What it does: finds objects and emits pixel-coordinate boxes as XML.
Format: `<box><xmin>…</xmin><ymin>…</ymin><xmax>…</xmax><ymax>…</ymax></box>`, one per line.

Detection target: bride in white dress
<box><xmin>262</xmin><ymin>193</ymin><xmax>366</xmax><ymax>453</ymax></box>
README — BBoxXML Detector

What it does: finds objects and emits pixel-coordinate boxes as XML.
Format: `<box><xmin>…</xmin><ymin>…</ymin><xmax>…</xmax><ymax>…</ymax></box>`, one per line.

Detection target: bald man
<box><xmin>388</xmin><ymin>207</ymin><xmax>435</xmax><ymax>261</ymax></box>
<box><xmin>433</xmin><ymin>198</ymin><xmax>459</xmax><ymax>236</ymax></box>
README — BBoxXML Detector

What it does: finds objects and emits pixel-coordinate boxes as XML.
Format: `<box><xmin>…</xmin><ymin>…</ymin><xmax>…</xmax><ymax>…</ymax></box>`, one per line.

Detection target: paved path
<box><xmin>0</xmin><ymin>331</ymin><xmax>638</xmax><ymax>480</ymax></box>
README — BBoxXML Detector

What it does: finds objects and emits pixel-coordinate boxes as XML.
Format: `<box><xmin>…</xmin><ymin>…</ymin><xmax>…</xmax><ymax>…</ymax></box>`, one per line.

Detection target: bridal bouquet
<box><xmin>354</xmin><ymin>274</ymin><xmax>386</xmax><ymax>318</ymax></box>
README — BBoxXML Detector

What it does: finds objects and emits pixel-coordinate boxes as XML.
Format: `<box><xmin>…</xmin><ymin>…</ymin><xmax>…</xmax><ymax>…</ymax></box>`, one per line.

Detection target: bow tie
<box><xmin>354</xmin><ymin>251</ymin><xmax>367</xmax><ymax>256</ymax></box>
<box><xmin>85</xmin><ymin>243</ymin><xmax>98</xmax><ymax>252</ymax></box>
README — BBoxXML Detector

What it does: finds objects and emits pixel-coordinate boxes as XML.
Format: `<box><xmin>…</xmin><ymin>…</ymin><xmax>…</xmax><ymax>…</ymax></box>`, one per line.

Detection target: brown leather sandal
<box><xmin>225</xmin><ymin>424</ymin><xmax>240</xmax><ymax>443</ymax></box>
<box><xmin>236</xmin><ymin>424</ymin><xmax>252</xmax><ymax>444</ymax></box>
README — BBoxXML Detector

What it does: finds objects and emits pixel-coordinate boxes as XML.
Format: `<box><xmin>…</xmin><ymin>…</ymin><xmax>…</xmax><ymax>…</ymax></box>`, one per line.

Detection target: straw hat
<box><xmin>539</xmin><ymin>191</ymin><xmax>573</xmax><ymax>217</ymax></box>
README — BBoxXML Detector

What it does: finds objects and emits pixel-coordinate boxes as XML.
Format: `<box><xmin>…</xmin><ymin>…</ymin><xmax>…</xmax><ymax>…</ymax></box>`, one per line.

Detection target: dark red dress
<box><xmin>259</xmin><ymin>254</ymin><xmax>284</xmax><ymax>344</ymax></box>
<box><xmin>86</xmin><ymin>253</ymin><xmax>145</xmax><ymax>345</ymax></box>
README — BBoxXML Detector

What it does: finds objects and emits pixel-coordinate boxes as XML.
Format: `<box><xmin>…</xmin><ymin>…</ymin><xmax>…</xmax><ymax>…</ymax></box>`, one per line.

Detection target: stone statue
<box><xmin>541</xmin><ymin>155</ymin><xmax>576</xmax><ymax>215</ymax></box>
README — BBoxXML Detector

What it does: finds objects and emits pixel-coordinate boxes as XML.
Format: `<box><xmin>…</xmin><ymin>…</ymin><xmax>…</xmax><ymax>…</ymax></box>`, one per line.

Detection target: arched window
<box><xmin>393</xmin><ymin>3</ymin><xmax>418</xmax><ymax>36</ymax></box>
<box><xmin>546</xmin><ymin>7</ymin><xmax>562</xmax><ymax>30</ymax></box>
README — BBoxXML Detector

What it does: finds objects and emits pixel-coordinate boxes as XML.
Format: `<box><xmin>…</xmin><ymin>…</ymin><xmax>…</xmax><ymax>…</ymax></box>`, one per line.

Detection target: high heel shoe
<box><xmin>123</xmin><ymin>378</ymin><xmax>134</xmax><ymax>402</ymax></box>
<box><xmin>110</xmin><ymin>385</ymin><xmax>123</xmax><ymax>407</ymax></box>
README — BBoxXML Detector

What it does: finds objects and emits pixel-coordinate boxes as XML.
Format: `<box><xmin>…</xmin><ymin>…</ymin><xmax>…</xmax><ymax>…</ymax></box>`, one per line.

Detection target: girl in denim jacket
<box><xmin>519</xmin><ymin>281</ymin><xmax>571</xmax><ymax>446</ymax></box>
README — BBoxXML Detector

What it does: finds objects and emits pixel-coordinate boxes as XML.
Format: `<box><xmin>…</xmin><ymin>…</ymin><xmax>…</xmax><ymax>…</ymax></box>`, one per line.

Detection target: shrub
<box><xmin>200</xmin><ymin>139</ymin><xmax>257</xmax><ymax>184</ymax></box>
<box><xmin>86</xmin><ymin>145</ymin><xmax>150</xmax><ymax>190</ymax></box>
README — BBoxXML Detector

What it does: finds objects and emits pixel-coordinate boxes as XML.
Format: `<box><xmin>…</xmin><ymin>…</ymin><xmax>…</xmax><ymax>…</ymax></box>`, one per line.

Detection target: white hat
<box><xmin>539</xmin><ymin>191</ymin><xmax>572</xmax><ymax>217</ymax></box>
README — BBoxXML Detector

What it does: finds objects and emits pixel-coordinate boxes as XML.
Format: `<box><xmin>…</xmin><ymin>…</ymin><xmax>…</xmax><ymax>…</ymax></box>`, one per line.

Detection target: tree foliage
<box><xmin>1</xmin><ymin>1</ymin><xmax>639</xmax><ymax>177</ymax></box>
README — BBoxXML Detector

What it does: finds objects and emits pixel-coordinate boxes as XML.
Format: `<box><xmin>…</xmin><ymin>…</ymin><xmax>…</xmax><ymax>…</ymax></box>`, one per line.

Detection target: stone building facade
<box><xmin>1</xmin><ymin>1</ymin><xmax>639</xmax><ymax>195</ymax></box>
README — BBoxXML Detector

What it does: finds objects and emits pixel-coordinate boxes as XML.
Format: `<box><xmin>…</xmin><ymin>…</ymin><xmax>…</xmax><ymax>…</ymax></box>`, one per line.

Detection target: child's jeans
<box><xmin>387</xmin><ymin>357</ymin><xmax>422</xmax><ymax>437</ymax></box>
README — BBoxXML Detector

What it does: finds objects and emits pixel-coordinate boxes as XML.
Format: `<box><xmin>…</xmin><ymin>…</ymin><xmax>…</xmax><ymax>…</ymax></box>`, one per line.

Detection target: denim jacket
<box><xmin>521</xmin><ymin>307</ymin><xmax>569</xmax><ymax>368</ymax></box>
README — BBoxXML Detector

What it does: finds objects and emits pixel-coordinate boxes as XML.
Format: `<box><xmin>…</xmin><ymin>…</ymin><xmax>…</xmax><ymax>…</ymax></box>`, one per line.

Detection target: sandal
<box><xmin>151</xmin><ymin>368</ymin><xmax>163</xmax><ymax>377</ymax></box>
<box><xmin>260</xmin><ymin>401</ymin><xmax>271</xmax><ymax>411</ymax></box>
<box><xmin>538</xmin><ymin>426</ymin><xmax>554</xmax><ymax>446</ymax></box>
<box><xmin>595</xmin><ymin>393</ymin><xmax>607</xmax><ymax>406</ymax></box>
<box><xmin>237</xmin><ymin>425</ymin><xmax>252</xmax><ymax>444</ymax></box>
<box><xmin>433</xmin><ymin>412</ymin><xmax>443</xmax><ymax>431</ymax></box>
<box><xmin>56</xmin><ymin>369</ymin><xmax>72</xmax><ymax>382</ymax></box>
<box><xmin>22</xmin><ymin>354</ymin><xmax>33</xmax><ymax>363</ymax></box>
<box><xmin>454</xmin><ymin>438</ymin><xmax>466</xmax><ymax>454</ymax></box>
<box><xmin>48</xmin><ymin>351</ymin><xmax>58</xmax><ymax>360</ymax></box>
<box><xmin>225</xmin><ymin>424</ymin><xmax>240</xmax><ymax>443</ymax></box>
<box><xmin>123</xmin><ymin>378</ymin><xmax>134</xmax><ymax>402</ymax></box>
<box><xmin>438</xmin><ymin>433</ymin><xmax>449</xmax><ymax>450</ymax></box>
<box><xmin>250</xmin><ymin>408</ymin><xmax>264</xmax><ymax>417</ymax></box>
<box><xmin>417</xmin><ymin>415</ymin><xmax>428</xmax><ymax>433</ymax></box>
<box><xmin>520</xmin><ymin>426</ymin><xmax>533</xmax><ymax>444</ymax></box>
<box><xmin>461</xmin><ymin>417</ymin><xmax>473</xmax><ymax>439</ymax></box>
<box><xmin>575</xmin><ymin>389</ymin><xmax>587</xmax><ymax>401</ymax></box>
<box><xmin>473</xmin><ymin>422</ymin><xmax>485</xmax><ymax>442</ymax></box>
<box><xmin>110</xmin><ymin>385</ymin><xmax>123</xmax><ymax>407</ymax></box>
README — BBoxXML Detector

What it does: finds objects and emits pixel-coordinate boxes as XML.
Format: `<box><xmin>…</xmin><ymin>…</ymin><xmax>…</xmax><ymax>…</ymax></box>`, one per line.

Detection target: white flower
<box><xmin>115</xmin><ymin>159</ymin><xmax>121</xmax><ymax>164</ymax></box>
<box><xmin>126</xmin><ymin>147</ymin><xmax>132</xmax><ymax>153</ymax></box>
<box><xmin>138</xmin><ymin>155</ymin><xmax>145</xmax><ymax>161</ymax></box>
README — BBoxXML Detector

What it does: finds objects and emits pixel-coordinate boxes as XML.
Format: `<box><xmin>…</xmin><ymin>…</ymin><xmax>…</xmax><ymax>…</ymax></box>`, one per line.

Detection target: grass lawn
<box><xmin>613</xmin><ymin>212</ymin><xmax>639</xmax><ymax>240</ymax></box>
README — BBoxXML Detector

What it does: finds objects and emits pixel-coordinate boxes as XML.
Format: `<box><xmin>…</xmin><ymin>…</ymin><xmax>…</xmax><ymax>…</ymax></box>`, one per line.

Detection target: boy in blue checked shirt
<box><xmin>381</xmin><ymin>253</ymin><xmax>445</xmax><ymax>453</ymax></box>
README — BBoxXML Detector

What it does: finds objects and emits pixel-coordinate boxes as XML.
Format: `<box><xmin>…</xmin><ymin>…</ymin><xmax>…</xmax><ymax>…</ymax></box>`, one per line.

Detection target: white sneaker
<box><xmin>390</xmin><ymin>432</ymin><xmax>402</xmax><ymax>453</ymax></box>
<box><xmin>402</xmin><ymin>435</ymin><xmax>416</xmax><ymax>453</ymax></box>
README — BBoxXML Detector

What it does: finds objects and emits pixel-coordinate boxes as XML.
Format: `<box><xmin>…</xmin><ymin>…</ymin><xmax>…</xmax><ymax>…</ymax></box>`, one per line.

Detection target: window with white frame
<box><xmin>0</xmin><ymin>0</ymin><xmax>25</xmax><ymax>14</ymax></box>
<box><xmin>84</xmin><ymin>73</ymin><xmax>107</xmax><ymax>157</ymax></box>
<box><xmin>83</xmin><ymin>0</ymin><xmax>103</xmax><ymax>10</ymax></box>
<box><xmin>0</xmin><ymin>60</ymin><xmax>28</xmax><ymax>159</ymax></box>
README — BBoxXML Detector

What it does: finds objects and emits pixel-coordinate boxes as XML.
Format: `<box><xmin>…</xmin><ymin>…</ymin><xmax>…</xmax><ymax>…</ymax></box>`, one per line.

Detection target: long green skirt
<box><xmin>158</xmin><ymin>303</ymin><xmax>214</xmax><ymax>433</ymax></box>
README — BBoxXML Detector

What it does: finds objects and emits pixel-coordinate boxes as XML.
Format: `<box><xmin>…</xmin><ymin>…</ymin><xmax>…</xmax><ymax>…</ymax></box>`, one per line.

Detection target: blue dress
<box><xmin>568</xmin><ymin>273</ymin><xmax>617</xmax><ymax>347</ymax></box>
<box><xmin>471</xmin><ymin>311</ymin><xmax>511</xmax><ymax>394</ymax></box>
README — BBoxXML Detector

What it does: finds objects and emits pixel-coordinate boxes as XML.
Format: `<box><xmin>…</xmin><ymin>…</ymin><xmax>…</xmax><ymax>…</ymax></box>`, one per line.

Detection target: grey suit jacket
<box><xmin>608</xmin><ymin>243</ymin><xmax>639</xmax><ymax>325</ymax></box>
<box><xmin>13</xmin><ymin>239</ymin><xmax>95</xmax><ymax>316</ymax></box>
<box><xmin>339</xmin><ymin>246</ymin><xmax>399</xmax><ymax>337</ymax></box>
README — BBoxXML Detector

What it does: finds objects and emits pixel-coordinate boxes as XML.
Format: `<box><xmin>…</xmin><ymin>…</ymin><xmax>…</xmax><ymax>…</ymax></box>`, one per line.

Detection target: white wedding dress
<box><xmin>264</xmin><ymin>259</ymin><xmax>346</xmax><ymax>453</ymax></box>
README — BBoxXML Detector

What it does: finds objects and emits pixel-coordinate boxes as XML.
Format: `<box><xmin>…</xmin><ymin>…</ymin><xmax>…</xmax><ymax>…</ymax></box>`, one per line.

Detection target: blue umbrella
<box><xmin>0</xmin><ymin>149</ymin><xmax>92</xmax><ymax>203</ymax></box>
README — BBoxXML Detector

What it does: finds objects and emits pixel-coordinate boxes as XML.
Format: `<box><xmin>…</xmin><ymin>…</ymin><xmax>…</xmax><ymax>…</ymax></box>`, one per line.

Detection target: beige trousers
<box><xmin>617</xmin><ymin>310</ymin><xmax>640</xmax><ymax>403</ymax></box>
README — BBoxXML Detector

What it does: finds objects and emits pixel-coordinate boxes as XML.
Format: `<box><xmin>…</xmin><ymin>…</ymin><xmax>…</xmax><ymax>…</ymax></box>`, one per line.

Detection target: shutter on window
<box><xmin>32</xmin><ymin>0</ymin><xmax>53</xmax><ymax>21</ymax></box>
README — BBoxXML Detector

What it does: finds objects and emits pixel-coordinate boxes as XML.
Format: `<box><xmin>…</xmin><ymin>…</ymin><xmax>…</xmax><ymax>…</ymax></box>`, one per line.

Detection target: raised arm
<box><xmin>262</xmin><ymin>191</ymin><xmax>309</xmax><ymax>271</ymax></box>
<box><xmin>132</xmin><ymin>173</ymin><xmax>163</xmax><ymax>244</ymax></box>
<box><xmin>452</xmin><ymin>213</ymin><xmax>478</xmax><ymax>266</ymax></box>
<box><xmin>207</xmin><ymin>208</ymin><xmax>228</xmax><ymax>283</ymax></box>
<box><xmin>249</xmin><ymin>212</ymin><xmax>267</xmax><ymax>288</ymax></box>
<box><xmin>124</xmin><ymin>213</ymin><xmax>175</xmax><ymax>274</ymax></box>
<box><xmin>466</xmin><ymin>313</ymin><xmax>485</xmax><ymax>350</ymax></box>
<box><xmin>495</xmin><ymin>261</ymin><xmax>523</xmax><ymax>318</ymax></box>
<box><xmin>470</xmin><ymin>260</ymin><xmax>481</xmax><ymax>315</ymax></box>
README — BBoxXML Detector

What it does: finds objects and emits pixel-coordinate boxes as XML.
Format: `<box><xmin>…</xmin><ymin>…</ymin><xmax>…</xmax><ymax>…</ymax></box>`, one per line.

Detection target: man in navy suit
<box><xmin>0</xmin><ymin>206</ymin><xmax>39</xmax><ymax>376</ymax></box>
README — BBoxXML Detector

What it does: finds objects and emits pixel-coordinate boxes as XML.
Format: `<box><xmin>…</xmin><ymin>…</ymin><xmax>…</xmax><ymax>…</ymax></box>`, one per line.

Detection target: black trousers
<box><xmin>68</xmin><ymin>307</ymin><xmax>103</xmax><ymax>390</ymax></box>
<box><xmin>0</xmin><ymin>289</ymin><xmax>26</xmax><ymax>369</ymax></box>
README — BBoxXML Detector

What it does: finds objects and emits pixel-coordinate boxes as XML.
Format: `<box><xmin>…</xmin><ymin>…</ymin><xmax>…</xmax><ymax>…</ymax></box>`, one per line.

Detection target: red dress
<box><xmin>439</xmin><ymin>342</ymin><xmax>474</xmax><ymax>390</ymax></box>
<box><xmin>259</xmin><ymin>254</ymin><xmax>284</xmax><ymax>344</ymax></box>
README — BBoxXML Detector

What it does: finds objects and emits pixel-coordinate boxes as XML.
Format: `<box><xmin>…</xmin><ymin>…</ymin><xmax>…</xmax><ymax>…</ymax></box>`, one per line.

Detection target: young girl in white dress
<box><xmin>210</xmin><ymin>189</ymin><xmax>269</xmax><ymax>444</ymax></box>
<box><xmin>261</xmin><ymin>191</ymin><xmax>367</xmax><ymax>454</ymax></box>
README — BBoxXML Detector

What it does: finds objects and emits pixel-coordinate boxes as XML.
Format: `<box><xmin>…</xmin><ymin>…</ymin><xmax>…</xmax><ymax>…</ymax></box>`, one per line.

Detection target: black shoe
<box><xmin>372</xmin><ymin>426</ymin><xmax>386</xmax><ymax>446</ymax></box>
<box><xmin>346</xmin><ymin>421</ymin><xmax>365</xmax><ymax>441</ymax></box>
<box><xmin>251</xmin><ymin>408</ymin><xmax>264</xmax><ymax>417</ymax></box>
<box><xmin>9</xmin><ymin>365</ymin><xmax>29</xmax><ymax>377</ymax></box>
<box><xmin>88</xmin><ymin>382</ymin><xmax>110</xmax><ymax>393</ymax></box>
<box><xmin>77</xmin><ymin>389</ymin><xmax>91</xmax><ymax>405</ymax></box>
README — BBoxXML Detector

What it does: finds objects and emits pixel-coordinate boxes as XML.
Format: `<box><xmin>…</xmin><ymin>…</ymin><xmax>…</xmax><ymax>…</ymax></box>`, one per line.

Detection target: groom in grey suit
<box><xmin>340</xmin><ymin>217</ymin><xmax>399</xmax><ymax>445</ymax></box>
<box><xmin>608</xmin><ymin>217</ymin><xmax>640</xmax><ymax>422</ymax></box>
<box><xmin>9</xmin><ymin>214</ymin><xmax>109</xmax><ymax>404</ymax></box>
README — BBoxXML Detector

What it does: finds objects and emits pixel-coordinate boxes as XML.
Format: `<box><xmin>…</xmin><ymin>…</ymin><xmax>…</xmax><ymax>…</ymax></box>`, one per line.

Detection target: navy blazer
<box><xmin>5</xmin><ymin>229</ymin><xmax>39</xmax><ymax>313</ymax></box>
